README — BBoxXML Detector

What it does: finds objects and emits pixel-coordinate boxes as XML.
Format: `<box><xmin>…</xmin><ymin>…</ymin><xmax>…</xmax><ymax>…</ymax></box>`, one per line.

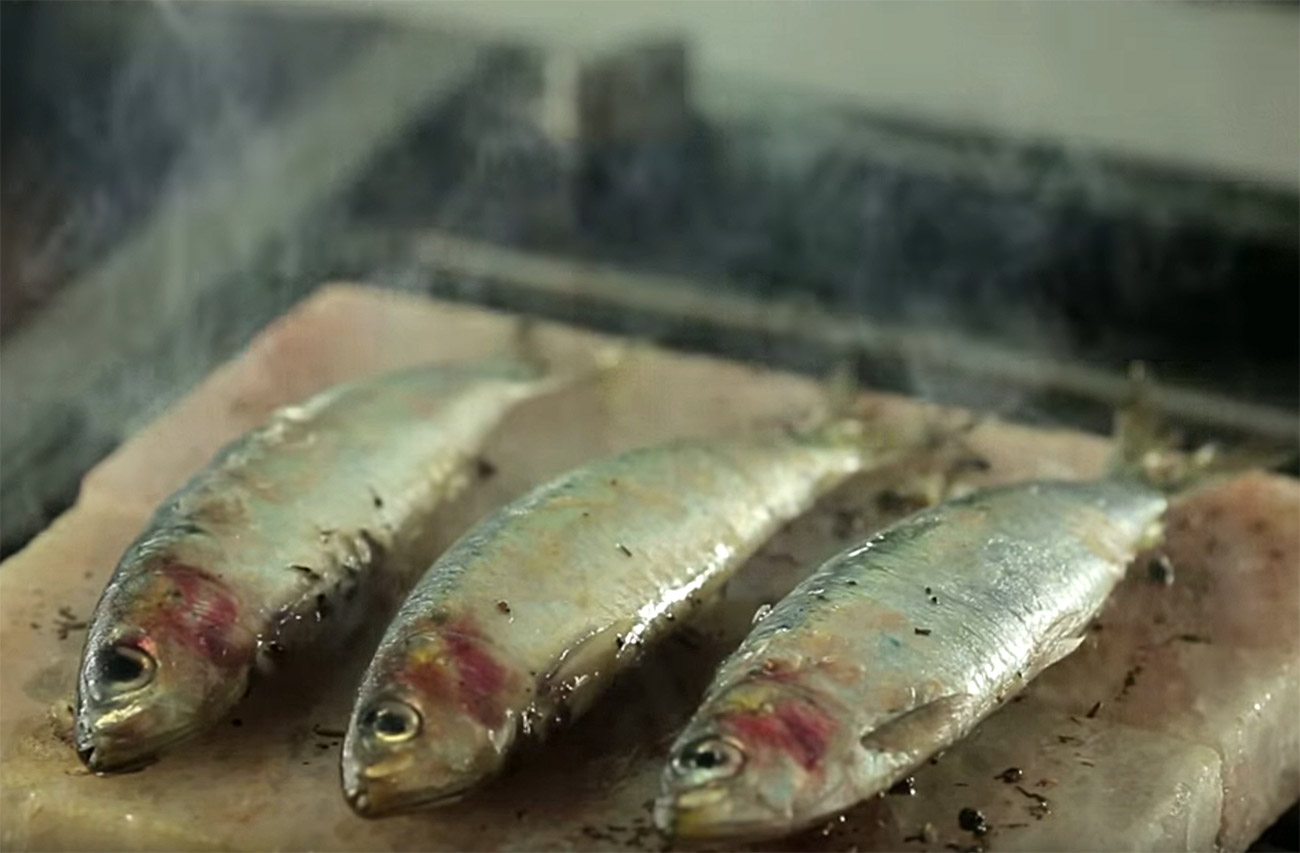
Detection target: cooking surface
<box><xmin>0</xmin><ymin>286</ymin><xmax>1295</xmax><ymax>851</ymax></box>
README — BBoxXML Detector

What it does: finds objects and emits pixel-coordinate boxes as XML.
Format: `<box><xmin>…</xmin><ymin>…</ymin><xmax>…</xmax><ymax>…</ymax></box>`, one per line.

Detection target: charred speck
<box><xmin>815</xmin><ymin>593</ymin><xmax>828</xmax><ymax>602</ymax></box>
<box><xmin>1057</xmin><ymin>735</ymin><xmax>1080</xmax><ymax>745</ymax></box>
<box><xmin>1178</xmin><ymin>633</ymin><xmax>1211</xmax><ymax>644</ymax></box>
<box><xmin>290</xmin><ymin>564</ymin><xmax>321</xmax><ymax>580</ymax></box>
<box><xmin>231</xmin><ymin>718</ymin><xmax>243</xmax><ymax>728</ymax></box>
<box><xmin>1147</xmin><ymin>554</ymin><xmax>1175</xmax><ymax>586</ymax></box>
<box><xmin>915</xmin><ymin>628</ymin><xmax>932</xmax><ymax>636</ymax></box>
<box><xmin>888</xmin><ymin>776</ymin><xmax>917</xmax><ymax>796</ymax></box>
<box><xmin>1086</xmin><ymin>701</ymin><xmax>1102</xmax><ymax>718</ymax></box>
<box><xmin>615</xmin><ymin>635</ymin><xmax>625</xmax><ymax>649</ymax></box>
<box><xmin>1015</xmin><ymin>785</ymin><xmax>1051</xmax><ymax>819</ymax></box>
<box><xmin>903</xmin><ymin>824</ymin><xmax>938</xmax><ymax>844</ymax></box>
<box><xmin>618</xmin><ymin>543</ymin><xmax>633</xmax><ymax>557</ymax></box>
<box><xmin>958</xmin><ymin>807</ymin><xmax>989</xmax><ymax>836</ymax></box>
<box><xmin>929</xmin><ymin>595</ymin><xmax>939</xmax><ymax>605</ymax></box>
<box><xmin>55</xmin><ymin>607</ymin><xmax>89</xmax><ymax>640</ymax></box>
<box><xmin>846</xmin><ymin>579</ymin><xmax>859</xmax><ymax>586</ymax></box>
<box><xmin>877</xmin><ymin>489</ymin><xmax>925</xmax><ymax>515</ymax></box>
<box><xmin>497</xmin><ymin>600</ymin><xmax>512</xmax><ymax>615</ymax></box>
<box><xmin>370</xmin><ymin>490</ymin><xmax>384</xmax><ymax>508</ymax></box>
<box><xmin>955</xmin><ymin>455</ymin><xmax>992</xmax><ymax>473</ymax></box>
<box><xmin>609</xmin><ymin>478</ymin><xmax>619</xmax><ymax>486</ymax></box>
<box><xmin>831</xmin><ymin>508</ymin><xmax>858</xmax><ymax>539</ymax></box>
<box><xmin>997</xmin><ymin>767</ymin><xmax>1023</xmax><ymax>783</ymax></box>
<box><xmin>475</xmin><ymin>457</ymin><xmax>498</xmax><ymax>479</ymax></box>
<box><xmin>924</xmin><ymin>586</ymin><xmax>933</xmax><ymax>595</ymax></box>
<box><xmin>312</xmin><ymin>724</ymin><xmax>346</xmax><ymax>739</ymax></box>
<box><xmin>1120</xmin><ymin>665</ymin><xmax>1143</xmax><ymax>697</ymax></box>
<box><xmin>315</xmin><ymin>593</ymin><xmax>332</xmax><ymax>620</ymax></box>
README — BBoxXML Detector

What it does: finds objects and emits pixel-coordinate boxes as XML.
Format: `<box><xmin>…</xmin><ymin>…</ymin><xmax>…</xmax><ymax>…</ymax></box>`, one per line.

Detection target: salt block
<box><xmin>0</xmin><ymin>285</ymin><xmax>1294</xmax><ymax>851</ymax></box>
<box><xmin>1026</xmin><ymin>474</ymin><xmax>1300</xmax><ymax>850</ymax></box>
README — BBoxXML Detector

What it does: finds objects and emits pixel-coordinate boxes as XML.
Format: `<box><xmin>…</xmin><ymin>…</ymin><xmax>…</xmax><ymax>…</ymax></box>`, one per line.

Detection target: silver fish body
<box><xmin>341</xmin><ymin>427</ymin><xmax>899</xmax><ymax>817</ymax></box>
<box><xmin>656</xmin><ymin>478</ymin><xmax>1166</xmax><ymax>841</ymax></box>
<box><xmin>76</xmin><ymin>358</ymin><xmax>556</xmax><ymax>773</ymax></box>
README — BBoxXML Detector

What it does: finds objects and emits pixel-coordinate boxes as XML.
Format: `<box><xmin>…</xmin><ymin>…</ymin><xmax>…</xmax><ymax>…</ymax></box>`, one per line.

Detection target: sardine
<box><xmin>340</xmin><ymin>418</ymin><xmax>942</xmax><ymax>817</ymax></box>
<box><xmin>655</xmin><ymin>477</ymin><xmax>1167</xmax><ymax>840</ymax></box>
<box><xmin>76</xmin><ymin>354</ymin><xmax>569</xmax><ymax>773</ymax></box>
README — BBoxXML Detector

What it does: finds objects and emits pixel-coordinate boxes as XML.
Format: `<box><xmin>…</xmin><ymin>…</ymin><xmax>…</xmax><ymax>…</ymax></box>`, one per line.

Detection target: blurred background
<box><xmin>0</xmin><ymin>1</ymin><xmax>1296</xmax><ymax>846</ymax></box>
<box><xmin>1</xmin><ymin>3</ymin><xmax>1296</xmax><ymax>565</ymax></box>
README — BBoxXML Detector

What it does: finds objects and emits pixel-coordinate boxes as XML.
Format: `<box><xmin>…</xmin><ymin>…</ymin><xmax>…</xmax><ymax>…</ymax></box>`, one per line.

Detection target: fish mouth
<box><xmin>75</xmin><ymin>708</ymin><xmax>204</xmax><ymax>775</ymax></box>
<box><xmin>345</xmin><ymin>782</ymin><xmax>472</xmax><ymax>818</ymax></box>
<box><xmin>77</xmin><ymin>743</ymin><xmax>160</xmax><ymax>775</ymax></box>
<box><xmin>657</xmin><ymin>790</ymin><xmax>794</xmax><ymax>843</ymax></box>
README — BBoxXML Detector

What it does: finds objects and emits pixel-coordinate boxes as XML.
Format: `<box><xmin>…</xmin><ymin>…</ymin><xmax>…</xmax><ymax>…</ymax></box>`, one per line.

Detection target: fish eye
<box><xmin>362</xmin><ymin>699</ymin><xmax>421</xmax><ymax>743</ymax></box>
<box><xmin>673</xmin><ymin>736</ymin><xmax>745</xmax><ymax>779</ymax></box>
<box><xmin>99</xmin><ymin>644</ymin><xmax>156</xmax><ymax>694</ymax></box>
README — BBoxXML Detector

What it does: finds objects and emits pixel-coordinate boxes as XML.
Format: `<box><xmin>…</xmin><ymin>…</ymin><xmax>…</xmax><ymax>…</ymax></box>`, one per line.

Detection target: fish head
<box><xmin>656</xmin><ymin>675</ymin><xmax>859</xmax><ymax>841</ymax></box>
<box><xmin>75</xmin><ymin>558</ymin><xmax>255</xmax><ymax>773</ymax></box>
<box><xmin>342</xmin><ymin>623</ymin><xmax>518</xmax><ymax>817</ymax></box>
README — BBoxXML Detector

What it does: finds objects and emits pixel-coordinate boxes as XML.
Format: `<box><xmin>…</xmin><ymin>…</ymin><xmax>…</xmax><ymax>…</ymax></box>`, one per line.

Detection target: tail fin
<box><xmin>1109</xmin><ymin>362</ymin><xmax>1292</xmax><ymax>492</ymax></box>
<box><xmin>509</xmin><ymin>316</ymin><xmax>550</xmax><ymax>378</ymax></box>
<box><xmin>505</xmin><ymin>314</ymin><xmax>628</xmax><ymax>391</ymax></box>
<box><xmin>812</xmin><ymin>359</ymin><xmax>983</xmax><ymax>470</ymax></box>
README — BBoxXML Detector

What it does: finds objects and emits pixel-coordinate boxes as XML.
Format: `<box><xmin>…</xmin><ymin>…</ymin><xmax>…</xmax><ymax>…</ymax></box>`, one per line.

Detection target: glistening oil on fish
<box><xmin>655</xmin><ymin>370</ymin><xmax>1268</xmax><ymax>841</ymax></box>
<box><xmin>340</xmin><ymin>411</ymin><xmax>960</xmax><ymax>818</ymax></box>
<box><xmin>74</xmin><ymin>337</ymin><xmax>593</xmax><ymax>775</ymax></box>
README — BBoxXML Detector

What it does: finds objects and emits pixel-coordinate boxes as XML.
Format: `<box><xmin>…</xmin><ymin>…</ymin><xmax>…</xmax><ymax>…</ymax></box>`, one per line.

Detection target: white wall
<box><xmin>323</xmin><ymin>1</ymin><xmax>1299</xmax><ymax>189</ymax></box>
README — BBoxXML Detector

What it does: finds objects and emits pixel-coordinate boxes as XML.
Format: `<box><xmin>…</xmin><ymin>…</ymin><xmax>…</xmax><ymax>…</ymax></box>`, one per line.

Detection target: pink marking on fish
<box><xmin>398</xmin><ymin>615</ymin><xmax>513</xmax><ymax>728</ymax></box>
<box><xmin>722</xmin><ymin>698</ymin><xmax>838</xmax><ymax>771</ymax></box>
<box><xmin>149</xmin><ymin>563</ymin><xmax>249</xmax><ymax>669</ymax></box>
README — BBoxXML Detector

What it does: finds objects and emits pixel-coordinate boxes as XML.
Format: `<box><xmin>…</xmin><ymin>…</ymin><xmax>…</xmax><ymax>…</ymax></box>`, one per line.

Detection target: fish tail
<box><xmin>508</xmin><ymin>316</ymin><xmax>550</xmax><ymax>377</ymax></box>
<box><xmin>813</xmin><ymin>361</ymin><xmax>982</xmax><ymax>471</ymax></box>
<box><xmin>1109</xmin><ymin>361</ymin><xmax>1293</xmax><ymax>492</ymax></box>
<box><xmin>506</xmin><ymin>314</ymin><xmax>629</xmax><ymax>393</ymax></box>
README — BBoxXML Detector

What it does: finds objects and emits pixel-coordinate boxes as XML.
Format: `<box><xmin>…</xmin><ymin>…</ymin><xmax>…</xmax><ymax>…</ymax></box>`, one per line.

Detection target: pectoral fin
<box><xmin>529</xmin><ymin>621</ymin><xmax>630</xmax><ymax>737</ymax></box>
<box><xmin>1041</xmin><ymin>636</ymin><xmax>1084</xmax><ymax>670</ymax></box>
<box><xmin>859</xmin><ymin>692</ymin><xmax>979</xmax><ymax>755</ymax></box>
